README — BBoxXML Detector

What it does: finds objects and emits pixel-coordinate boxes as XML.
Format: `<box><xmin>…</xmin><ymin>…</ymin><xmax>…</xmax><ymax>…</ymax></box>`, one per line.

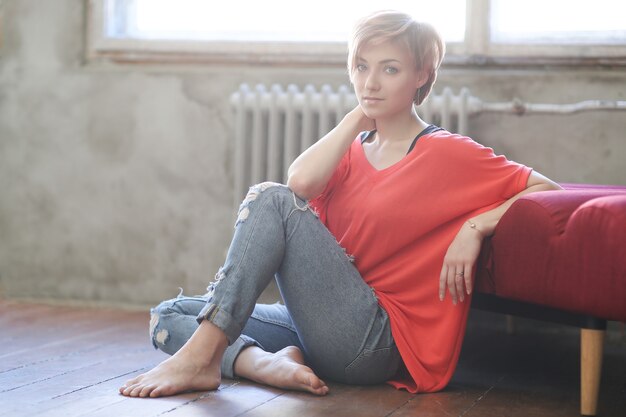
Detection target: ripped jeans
<box><xmin>150</xmin><ymin>182</ymin><xmax>401</xmax><ymax>384</ymax></box>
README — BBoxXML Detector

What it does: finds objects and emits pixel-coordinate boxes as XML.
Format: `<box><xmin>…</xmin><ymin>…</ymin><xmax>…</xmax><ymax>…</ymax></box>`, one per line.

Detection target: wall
<box><xmin>1</xmin><ymin>0</ymin><xmax>625</xmax><ymax>307</ymax></box>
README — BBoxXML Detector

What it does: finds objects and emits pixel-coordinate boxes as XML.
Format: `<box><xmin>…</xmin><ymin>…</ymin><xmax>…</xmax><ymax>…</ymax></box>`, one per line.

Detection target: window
<box><xmin>87</xmin><ymin>0</ymin><xmax>626</xmax><ymax>66</ymax></box>
<box><xmin>116</xmin><ymin>0</ymin><xmax>465</xmax><ymax>43</ymax></box>
<box><xmin>490</xmin><ymin>0</ymin><xmax>626</xmax><ymax>44</ymax></box>
<box><xmin>482</xmin><ymin>0</ymin><xmax>626</xmax><ymax>64</ymax></box>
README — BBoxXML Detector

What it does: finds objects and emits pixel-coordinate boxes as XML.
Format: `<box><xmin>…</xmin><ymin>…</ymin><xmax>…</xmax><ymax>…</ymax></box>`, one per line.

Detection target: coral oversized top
<box><xmin>310</xmin><ymin>129</ymin><xmax>532</xmax><ymax>393</ymax></box>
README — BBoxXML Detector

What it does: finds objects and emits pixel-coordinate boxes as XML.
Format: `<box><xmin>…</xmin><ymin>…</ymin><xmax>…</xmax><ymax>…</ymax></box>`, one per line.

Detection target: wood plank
<box><xmin>233</xmin><ymin>382</ymin><xmax>415</xmax><ymax>417</ymax></box>
<box><xmin>8</xmin><ymin>371</ymin><xmax>238</xmax><ymax>417</ymax></box>
<box><xmin>0</xmin><ymin>326</ymin><xmax>154</xmax><ymax>391</ymax></box>
<box><xmin>0</xmin><ymin>306</ymin><xmax>147</xmax><ymax>356</ymax></box>
<box><xmin>87</xmin><ymin>380</ymin><xmax>277</xmax><ymax>417</ymax></box>
<box><xmin>0</xmin><ymin>304</ymin><xmax>82</xmax><ymax>348</ymax></box>
<box><xmin>460</xmin><ymin>384</ymin><xmax>580</xmax><ymax>417</ymax></box>
<box><xmin>0</xmin><ymin>326</ymin><xmax>150</xmax><ymax>374</ymax></box>
<box><xmin>0</xmin><ymin>304</ymin><xmax>159</xmax><ymax>416</ymax></box>
<box><xmin>0</xmin><ymin>348</ymin><xmax>165</xmax><ymax>416</ymax></box>
<box><xmin>386</xmin><ymin>384</ymin><xmax>500</xmax><ymax>417</ymax></box>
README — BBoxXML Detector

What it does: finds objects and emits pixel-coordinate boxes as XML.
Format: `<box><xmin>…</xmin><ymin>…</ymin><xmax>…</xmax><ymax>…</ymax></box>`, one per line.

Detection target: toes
<box><xmin>307</xmin><ymin>381</ymin><xmax>328</xmax><ymax>396</ymax></box>
<box><xmin>313</xmin><ymin>378</ymin><xmax>327</xmax><ymax>390</ymax></box>
<box><xmin>129</xmin><ymin>384</ymin><xmax>146</xmax><ymax>397</ymax></box>
<box><xmin>308</xmin><ymin>376</ymin><xmax>329</xmax><ymax>395</ymax></box>
<box><xmin>296</xmin><ymin>370</ymin><xmax>328</xmax><ymax>395</ymax></box>
<box><xmin>119</xmin><ymin>383</ymin><xmax>132</xmax><ymax>394</ymax></box>
<box><xmin>120</xmin><ymin>374</ymin><xmax>145</xmax><ymax>396</ymax></box>
<box><xmin>311</xmin><ymin>377</ymin><xmax>329</xmax><ymax>395</ymax></box>
<box><xmin>121</xmin><ymin>382</ymin><xmax>167</xmax><ymax>398</ymax></box>
<box><xmin>150</xmin><ymin>384</ymin><xmax>170</xmax><ymax>398</ymax></box>
<box><xmin>139</xmin><ymin>384</ymin><xmax>156</xmax><ymax>398</ymax></box>
<box><xmin>314</xmin><ymin>382</ymin><xmax>329</xmax><ymax>395</ymax></box>
<box><xmin>121</xmin><ymin>383</ymin><xmax>139</xmax><ymax>397</ymax></box>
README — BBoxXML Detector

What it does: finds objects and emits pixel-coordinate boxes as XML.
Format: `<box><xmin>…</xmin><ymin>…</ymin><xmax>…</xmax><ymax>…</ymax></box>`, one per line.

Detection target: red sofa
<box><xmin>474</xmin><ymin>183</ymin><xmax>626</xmax><ymax>416</ymax></box>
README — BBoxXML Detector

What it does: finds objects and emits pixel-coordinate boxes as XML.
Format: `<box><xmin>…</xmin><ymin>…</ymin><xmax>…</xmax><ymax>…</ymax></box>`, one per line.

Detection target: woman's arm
<box><xmin>287</xmin><ymin>106</ymin><xmax>374</xmax><ymax>200</ymax></box>
<box><xmin>439</xmin><ymin>171</ymin><xmax>562</xmax><ymax>305</ymax></box>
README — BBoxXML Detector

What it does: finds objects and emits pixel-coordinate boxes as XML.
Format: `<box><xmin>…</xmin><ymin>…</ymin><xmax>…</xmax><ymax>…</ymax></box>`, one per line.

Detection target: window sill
<box><xmin>87</xmin><ymin>38</ymin><xmax>349</xmax><ymax>67</ymax></box>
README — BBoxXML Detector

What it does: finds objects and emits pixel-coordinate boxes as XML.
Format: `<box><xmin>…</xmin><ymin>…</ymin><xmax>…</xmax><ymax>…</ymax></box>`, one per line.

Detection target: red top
<box><xmin>310</xmin><ymin>129</ymin><xmax>532</xmax><ymax>393</ymax></box>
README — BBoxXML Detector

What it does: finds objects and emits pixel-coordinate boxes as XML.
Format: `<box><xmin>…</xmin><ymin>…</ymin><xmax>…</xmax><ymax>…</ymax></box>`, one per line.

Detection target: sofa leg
<box><xmin>580</xmin><ymin>328</ymin><xmax>605</xmax><ymax>416</ymax></box>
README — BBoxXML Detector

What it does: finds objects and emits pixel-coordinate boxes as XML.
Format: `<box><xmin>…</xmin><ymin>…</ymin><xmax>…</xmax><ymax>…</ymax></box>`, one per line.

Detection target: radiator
<box><xmin>230</xmin><ymin>83</ymin><xmax>626</xmax><ymax>206</ymax></box>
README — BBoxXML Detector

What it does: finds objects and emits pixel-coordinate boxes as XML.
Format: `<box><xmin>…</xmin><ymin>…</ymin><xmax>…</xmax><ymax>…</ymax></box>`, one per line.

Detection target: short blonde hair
<box><xmin>347</xmin><ymin>10</ymin><xmax>445</xmax><ymax>106</ymax></box>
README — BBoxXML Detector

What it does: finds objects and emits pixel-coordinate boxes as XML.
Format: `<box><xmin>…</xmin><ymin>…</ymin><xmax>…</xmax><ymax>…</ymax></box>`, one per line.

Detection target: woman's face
<box><xmin>351</xmin><ymin>39</ymin><xmax>425</xmax><ymax>120</ymax></box>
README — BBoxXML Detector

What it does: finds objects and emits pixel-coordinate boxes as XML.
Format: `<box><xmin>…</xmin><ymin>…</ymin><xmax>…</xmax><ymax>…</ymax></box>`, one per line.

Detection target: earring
<box><xmin>415</xmin><ymin>87</ymin><xmax>421</xmax><ymax>105</ymax></box>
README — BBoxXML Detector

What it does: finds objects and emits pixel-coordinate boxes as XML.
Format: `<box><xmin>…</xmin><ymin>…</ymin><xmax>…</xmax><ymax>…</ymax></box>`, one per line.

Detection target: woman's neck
<box><xmin>374</xmin><ymin>109</ymin><xmax>429</xmax><ymax>144</ymax></box>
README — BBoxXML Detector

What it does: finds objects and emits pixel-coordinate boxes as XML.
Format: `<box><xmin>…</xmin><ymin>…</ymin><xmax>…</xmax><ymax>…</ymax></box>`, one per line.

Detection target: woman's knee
<box><xmin>236</xmin><ymin>182</ymin><xmax>313</xmax><ymax>227</ymax></box>
<box><xmin>151</xmin><ymin>294</ymin><xmax>210</xmax><ymax>317</ymax></box>
<box><xmin>242</xmin><ymin>182</ymin><xmax>288</xmax><ymax>206</ymax></box>
<box><xmin>236</xmin><ymin>182</ymin><xmax>291</xmax><ymax>225</ymax></box>
<box><xmin>149</xmin><ymin>308</ymin><xmax>170</xmax><ymax>351</ymax></box>
<box><xmin>149</xmin><ymin>297</ymin><xmax>185</xmax><ymax>323</ymax></box>
<box><xmin>148</xmin><ymin>296</ymin><xmax>207</xmax><ymax>353</ymax></box>
<box><xmin>149</xmin><ymin>299</ymin><xmax>179</xmax><ymax>349</ymax></box>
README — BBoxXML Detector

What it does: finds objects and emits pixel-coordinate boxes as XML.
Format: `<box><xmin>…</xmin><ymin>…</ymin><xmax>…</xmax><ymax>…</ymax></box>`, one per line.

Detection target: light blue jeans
<box><xmin>150</xmin><ymin>183</ymin><xmax>401</xmax><ymax>384</ymax></box>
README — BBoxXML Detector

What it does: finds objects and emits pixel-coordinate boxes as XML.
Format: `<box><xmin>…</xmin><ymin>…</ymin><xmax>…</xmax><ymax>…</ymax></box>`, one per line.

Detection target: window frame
<box><xmin>87</xmin><ymin>0</ymin><xmax>348</xmax><ymax>66</ymax></box>
<box><xmin>86</xmin><ymin>0</ymin><xmax>626</xmax><ymax>67</ymax></box>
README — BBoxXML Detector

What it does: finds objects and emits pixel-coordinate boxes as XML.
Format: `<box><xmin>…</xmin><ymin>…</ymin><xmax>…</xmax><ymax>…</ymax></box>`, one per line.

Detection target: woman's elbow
<box><xmin>534</xmin><ymin>181</ymin><xmax>563</xmax><ymax>193</ymax></box>
<box><xmin>543</xmin><ymin>177</ymin><xmax>564</xmax><ymax>191</ymax></box>
<box><xmin>286</xmin><ymin>175</ymin><xmax>321</xmax><ymax>201</ymax></box>
<box><xmin>527</xmin><ymin>171</ymin><xmax>563</xmax><ymax>191</ymax></box>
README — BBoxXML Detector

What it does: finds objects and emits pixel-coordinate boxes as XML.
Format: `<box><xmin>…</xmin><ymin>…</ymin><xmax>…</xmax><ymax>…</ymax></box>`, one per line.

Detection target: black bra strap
<box><xmin>359</xmin><ymin>130</ymin><xmax>376</xmax><ymax>144</ymax></box>
<box><xmin>407</xmin><ymin>125</ymin><xmax>443</xmax><ymax>154</ymax></box>
<box><xmin>359</xmin><ymin>125</ymin><xmax>443</xmax><ymax>154</ymax></box>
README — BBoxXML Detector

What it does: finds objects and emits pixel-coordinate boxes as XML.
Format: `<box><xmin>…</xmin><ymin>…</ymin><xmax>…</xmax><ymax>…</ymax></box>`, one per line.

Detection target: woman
<box><xmin>120</xmin><ymin>10</ymin><xmax>561</xmax><ymax>398</ymax></box>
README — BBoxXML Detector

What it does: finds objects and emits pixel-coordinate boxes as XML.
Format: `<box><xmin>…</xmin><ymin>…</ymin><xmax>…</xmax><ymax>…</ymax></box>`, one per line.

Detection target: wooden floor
<box><xmin>0</xmin><ymin>299</ymin><xmax>624</xmax><ymax>417</ymax></box>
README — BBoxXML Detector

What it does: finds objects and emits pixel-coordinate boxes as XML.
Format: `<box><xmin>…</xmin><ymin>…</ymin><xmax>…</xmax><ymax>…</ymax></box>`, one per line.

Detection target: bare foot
<box><xmin>119</xmin><ymin>320</ymin><xmax>227</xmax><ymax>398</ymax></box>
<box><xmin>236</xmin><ymin>346</ymin><xmax>329</xmax><ymax>396</ymax></box>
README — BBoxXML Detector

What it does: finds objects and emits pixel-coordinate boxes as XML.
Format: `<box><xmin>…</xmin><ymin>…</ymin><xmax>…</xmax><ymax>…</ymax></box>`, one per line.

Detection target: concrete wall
<box><xmin>1</xmin><ymin>0</ymin><xmax>625</xmax><ymax>307</ymax></box>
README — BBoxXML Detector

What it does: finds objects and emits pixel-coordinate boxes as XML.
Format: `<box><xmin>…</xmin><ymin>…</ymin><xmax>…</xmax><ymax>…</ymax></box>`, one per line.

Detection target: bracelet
<box><xmin>467</xmin><ymin>220</ymin><xmax>482</xmax><ymax>235</ymax></box>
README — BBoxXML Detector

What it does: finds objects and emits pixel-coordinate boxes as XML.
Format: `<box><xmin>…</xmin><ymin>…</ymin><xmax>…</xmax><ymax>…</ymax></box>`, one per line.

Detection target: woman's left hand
<box><xmin>439</xmin><ymin>222</ymin><xmax>484</xmax><ymax>304</ymax></box>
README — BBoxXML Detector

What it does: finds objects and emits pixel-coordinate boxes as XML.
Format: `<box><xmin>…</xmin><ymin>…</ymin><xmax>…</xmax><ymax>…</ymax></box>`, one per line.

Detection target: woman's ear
<box><xmin>415</xmin><ymin>70</ymin><xmax>430</xmax><ymax>90</ymax></box>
